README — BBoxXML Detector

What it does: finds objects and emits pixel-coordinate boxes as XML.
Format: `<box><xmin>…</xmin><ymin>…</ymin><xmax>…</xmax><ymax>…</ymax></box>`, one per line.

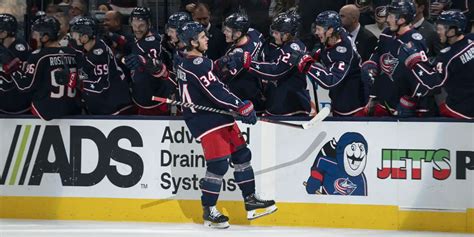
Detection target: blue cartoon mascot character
<box><xmin>304</xmin><ymin>132</ymin><xmax>368</xmax><ymax>196</ymax></box>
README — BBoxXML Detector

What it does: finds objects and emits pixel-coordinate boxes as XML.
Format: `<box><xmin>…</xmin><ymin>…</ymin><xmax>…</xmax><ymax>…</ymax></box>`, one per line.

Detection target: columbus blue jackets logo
<box><xmin>334</xmin><ymin>178</ymin><xmax>357</xmax><ymax>195</ymax></box>
<box><xmin>304</xmin><ymin>132</ymin><xmax>368</xmax><ymax>196</ymax></box>
<box><xmin>380</xmin><ymin>53</ymin><xmax>399</xmax><ymax>79</ymax></box>
<box><xmin>15</xmin><ymin>44</ymin><xmax>26</xmax><ymax>51</ymax></box>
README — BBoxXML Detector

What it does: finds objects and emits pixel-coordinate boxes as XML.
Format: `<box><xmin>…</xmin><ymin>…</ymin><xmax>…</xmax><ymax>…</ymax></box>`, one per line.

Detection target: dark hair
<box><xmin>98</xmin><ymin>3</ymin><xmax>113</xmax><ymax>11</ymax></box>
<box><xmin>414</xmin><ymin>0</ymin><xmax>429</xmax><ymax>18</ymax></box>
<box><xmin>194</xmin><ymin>2</ymin><xmax>210</xmax><ymax>13</ymax></box>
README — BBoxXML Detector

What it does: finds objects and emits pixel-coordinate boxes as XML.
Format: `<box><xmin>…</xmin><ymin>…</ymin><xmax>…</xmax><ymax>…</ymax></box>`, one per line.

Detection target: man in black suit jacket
<box><xmin>191</xmin><ymin>3</ymin><xmax>227</xmax><ymax>60</ymax></box>
<box><xmin>414</xmin><ymin>0</ymin><xmax>443</xmax><ymax>57</ymax></box>
<box><xmin>340</xmin><ymin>4</ymin><xmax>378</xmax><ymax>62</ymax></box>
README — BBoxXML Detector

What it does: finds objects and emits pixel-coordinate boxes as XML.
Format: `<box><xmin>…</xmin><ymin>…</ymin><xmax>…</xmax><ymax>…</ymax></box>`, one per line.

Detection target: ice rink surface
<box><xmin>1</xmin><ymin>219</ymin><xmax>473</xmax><ymax>237</ymax></box>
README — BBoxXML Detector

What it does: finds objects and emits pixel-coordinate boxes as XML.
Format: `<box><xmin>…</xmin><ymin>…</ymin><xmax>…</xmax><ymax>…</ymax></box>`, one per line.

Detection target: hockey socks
<box><xmin>233</xmin><ymin>162</ymin><xmax>255</xmax><ymax>198</ymax></box>
<box><xmin>200</xmin><ymin>171</ymin><xmax>223</xmax><ymax>207</ymax></box>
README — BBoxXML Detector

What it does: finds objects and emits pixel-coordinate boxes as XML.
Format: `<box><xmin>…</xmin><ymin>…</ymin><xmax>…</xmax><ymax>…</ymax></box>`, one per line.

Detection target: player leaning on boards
<box><xmin>361</xmin><ymin>0</ymin><xmax>435</xmax><ymax>117</ymax></box>
<box><xmin>214</xmin><ymin>11</ymin><xmax>266</xmax><ymax>113</ymax></box>
<box><xmin>174</xmin><ymin>21</ymin><xmax>277</xmax><ymax>229</ymax></box>
<box><xmin>69</xmin><ymin>17</ymin><xmax>134</xmax><ymax>115</ymax></box>
<box><xmin>297</xmin><ymin>10</ymin><xmax>367</xmax><ymax>117</ymax></box>
<box><xmin>10</xmin><ymin>16</ymin><xmax>81</xmax><ymax>120</ymax></box>
<box><xmin>229</xmin><ymin>10</ymin><xmax>312</xmax><ymax>116</ymax></box>
<box><xmin>399</xmin><ymin>9</ymin><xmax>474</xmax><ymax>119</ymax></box>
<box><xmin>123</xmin><ymin>7</ymin><xmax>176</xmax><ymax>115</ymax></box>
<box><xmin>0</xmin><ymin>13</ymin><xmax>33</xmax><ymax>115</ymax></box>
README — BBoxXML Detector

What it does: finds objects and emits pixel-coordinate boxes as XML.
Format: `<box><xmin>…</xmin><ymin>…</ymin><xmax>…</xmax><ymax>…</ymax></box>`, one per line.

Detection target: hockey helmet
<box><xmin>436</xmin><ymin>9</ymin><xmax>467</xmax><ymax>33</ymax></box>
<box><xmin>314</xmin><ymin>11</ymin><xmax>343</xmax><ymax>33</ymax></box>
<box><xmin>0</xmin><ymin>14</ymin><xmax>17</xmax><ymax>36</ymax></box>
<box><xmin>270</xmin><ymin>11</ymin><xmax>300</xmax><ymax>36</ymax></box>
<box><xmin>130</xmin><ymin>7</ymin><xmax>152</xmax><ymax>24</ymax></box>
<box><xmin>223</xmin><ymin>12</ymin><xmax>250</xmax><ymax>33</ymax></box>
<box><xmin>387</xmin><ymin>0</ymin><xmax>416</xmax><ymax>24</ymax></box>
<box><xmin>167</xmin><ymin>12</ymin><xmax>192</xmax><ymax>30</ymax></box>
<box><xmin>70</xmin><ymin>17</ymin><xmax>97</xmax><ymax>37</ymax></box>
<box><xmin>178</xmin><ymin>21</ymin><xmax>205</xmax><ymax>47</ymax></box>
<box><xmin>31</xmin><ymin>16</ymin><xmax>60</xmax><ymax>41</ymax></box>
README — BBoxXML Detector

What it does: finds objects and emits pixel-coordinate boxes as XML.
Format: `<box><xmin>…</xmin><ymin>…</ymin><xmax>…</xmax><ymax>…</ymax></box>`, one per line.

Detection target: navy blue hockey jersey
<box><xmin>307</xmin><ymin>31</ymin><xmax>366</xmax><ymax>116</ymax></box>
<box><xmin>249</xmin><ymin>39</ymin><xmax>311</xmax><ymax>116</ymax></box>
<box><xmin>409</xmin><ymin>33</ymin><xmax>474</xmax><ymax>118</ymax></box>
<box><xmin>366</xmin><ymin>28</ymin><xmax>430</xmax><ymax>109</ymax></box>
<box><xmin>0</xmin><ymin>39</ymin><xmax>33</xmax><ymax>114</ymax></box>
<box><xmin>77</xmin><ymin>39</ymin><xmax>132</xmax><ymax>115</ymax></box>
<box><xmin>12</xmin><ymin>47</ymin><xmax>81</xmax><ymax>120</ymax></box>
<box><xmin>175</xmin><ymin>54</ymin><xmax>243</xmax><ymax>139</ymax></box>
<box><xmin>130</xmin><ymin>33</ymin><xmax>177</xmax><ymax>108</ymax></box>
<box><xmin>219</xmin><ymin>28</ymin><xmax>265</xmax><ymax>112</ymax></box>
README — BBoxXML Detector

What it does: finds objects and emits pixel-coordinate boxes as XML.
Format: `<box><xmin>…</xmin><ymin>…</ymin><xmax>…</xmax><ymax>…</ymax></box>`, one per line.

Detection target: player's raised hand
<box><xmin>124</xmin><ymin>54</ymin><xmax>140</xmax><ymax>70</ymax></box>
<box><xmin>237</xmin><ymin>100</ymin><xmax>257</xmax><ymax>125</ymax></box>
<box><xmin>399</xmin><ymin>42</ymin><xmax>428</xmax><ymax>69</ymax></box>
<box><xmin>138</xmin><ymin>55</ymin><xmax>169</xmax><ymax>78</ymax></box>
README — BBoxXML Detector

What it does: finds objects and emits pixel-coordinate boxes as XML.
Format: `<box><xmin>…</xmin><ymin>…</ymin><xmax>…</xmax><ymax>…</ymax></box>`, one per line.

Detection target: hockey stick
<box><xmin>152</xmin><ymin>96</ymin><xmax>330</xmax><ymax>129</ymax></box>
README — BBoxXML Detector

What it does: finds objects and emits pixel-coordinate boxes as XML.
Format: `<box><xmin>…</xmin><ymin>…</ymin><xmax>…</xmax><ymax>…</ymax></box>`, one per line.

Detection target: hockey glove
<box><xmin>226</xmin><ymin>51</ymin><xmax>251</xmax><ymax>71</ymax></box>
<box><xmin>54</xmin><ymin>69</ymin><xmax>69</xmax><ymax>85</ymax></box>
<box><xmin>361</xmin><ymin>60</ymin><xmax>379</xmax><ymax>77</ymax></box>
<box><xmin>1</xmin><ymin>57</ymin><xmax>21</xmax><ymax>75</ymax></box>
<box><xmin>241</xmin><ymin>51</ymin><xmax>251</xmax><ymax>70</ymax></box>
<box><xmin>288</xmin><ymin>50</ymin><xmax>306</xmax><ymax>66</ymax></box>
<box><xmin>138</xmin><ymin>55</ymin><xmax>169</xmax><ymax>78</ymax></box>
<box><xmin>106</xmin><ymin>32</ymin><xmax>127</xmax><ymax>47</ymax></box>
<box><xmin>124</xmin><ymin>54</ymin><xmax>140</xmax><ymax>70</ymax></box>
<box><xmin>311</xmin><ymin>48</ymin><xmax>322</xmax><ymax>62</ymax></box>
<box><xmin>361</xmin><ymin>60</ymin><xmax>378</xmax><ymax>87</ymax></box>
<box><xmin>214</xmin><ymin>55</ymin><xmax>231</xmax><ymax>72</ymax></box>
<box><xmin>399</xmin><ymin>42</ymin><xmax>427</xmax><ymax>69</ymax></box>
<box><xmin>305</xmin><ymin>176</ymin><xmax>322</xmax><ymax>194</ymax></box>
<box><xmin>396</xmin><ymin>96</ymin><xmax>417</xmax><ymax>118</ymax></box>
<box><xmin>297</xmin><ymin>54</ymin><xmax>315</xmax><ymax>73</ymax></box>
<box><xmin>237</xmin><ymin>100</ymin><xmax>257</xmax><ymax>125</ymax></box>
<box><xmin>310</xmin><ymin>42</ymin><xmax>324</xmax><ymax>62</ymax></box>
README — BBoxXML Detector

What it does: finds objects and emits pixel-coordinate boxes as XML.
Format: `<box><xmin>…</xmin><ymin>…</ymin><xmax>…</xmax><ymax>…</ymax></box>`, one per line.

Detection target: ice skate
<box><xmin>203</xmin><ymin>206</ymin><xmax>230</xmax><ymax>229</ymax></box>
<box><xmin>244</xmin><ymin>193</ymin><xmax>278</xmax><ymax>220</ymax></box>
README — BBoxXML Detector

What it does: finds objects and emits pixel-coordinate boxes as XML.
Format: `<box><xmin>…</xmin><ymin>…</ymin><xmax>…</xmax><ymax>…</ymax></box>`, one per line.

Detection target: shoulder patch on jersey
<box><xmin>440</xmin><ymin>46</ymin><xmax>451</xmax><ymax>53</ymax></box>
<box><xmin>193</xmin><ymin>57</ymin><xmax>203</xmax><ymax>65</ymax></box>
<box><xmin>15</xmin><ymin>44</ymin><xmax>26</xmax><ymax>51</ymax></box>
<box><xmin>145</xmin><ymin>35</ymin><xmax>155</xmax><ymax>41</ymax></box>
<box><xmin>232</xmin><ymin>48</ymin><xmax>243</xmax><ymax>54</ymax></box>
<box><xmin>93</xmin><ymin>48</ymin><xmax>104</xmax><ymax>55</ymax></box>
<box><xmin>336</xmin><ymin>46</ymin><xmax>347</xmax><ymax>53</ymax></box>
<box><xmin>32</xmin><ymin>49</ymin><xmax>41</xmax><ymax>54</ymax></box>
<box><xmin>290</xmin><ymin>43</ymin><xmax>300</xmax><ymax>51</ymax></box>
<box><xmin>412</xmin><ymin>33</ymin><xmax>423</xmax><ymax>41</ymax></box>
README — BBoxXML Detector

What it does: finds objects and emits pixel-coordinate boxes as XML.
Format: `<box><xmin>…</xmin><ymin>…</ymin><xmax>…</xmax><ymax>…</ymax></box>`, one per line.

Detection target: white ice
<box><xmin>1</xmin><ymin>219</ymin><xmax>473</xmax><ymax>237</ymax></box>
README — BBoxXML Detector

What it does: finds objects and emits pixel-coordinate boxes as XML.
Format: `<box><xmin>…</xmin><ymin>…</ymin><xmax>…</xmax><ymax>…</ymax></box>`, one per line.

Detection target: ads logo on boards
<box><xmin>0</xmin><ymin>125</ymin><xmax>144</xmax><ymax>187</ymax></box>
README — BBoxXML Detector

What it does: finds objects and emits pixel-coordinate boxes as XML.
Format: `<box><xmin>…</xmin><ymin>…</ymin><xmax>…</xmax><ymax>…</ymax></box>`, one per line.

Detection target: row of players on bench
<box><xmin>0</xmin><ymin>1</ymin><xmax>472</xmax><ymax>120</ymax></box>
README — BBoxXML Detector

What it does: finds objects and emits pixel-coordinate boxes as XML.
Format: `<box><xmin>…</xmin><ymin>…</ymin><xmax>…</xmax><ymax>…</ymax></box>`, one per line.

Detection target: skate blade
<box><xmin>204</xmin><ymin>220</ymin><xmax>230</xmax><ymax>229</ymax></box>
<box><xmin>247</xmin><ymin>205</ymin><xmax>278</xmax><ymax>220</ymax></box>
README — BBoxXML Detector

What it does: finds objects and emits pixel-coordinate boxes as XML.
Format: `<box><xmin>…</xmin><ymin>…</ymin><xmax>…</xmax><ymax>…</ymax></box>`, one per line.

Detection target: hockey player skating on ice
<box><xmin>298</xmin><ymin>11</ymin><xmax>367</xmax><ymax>117</ymax></box>
<box><xmin>305</xmin><ymin>132</ymin><xmax>368</xmax><ymax>196</ymax></box>
<box><xmin>175</xmin><ymin>21</ymin><xmax>277</xmax><ymax>229</ymax></box>
<box><xmin>399</xmin><ymin>10</ymin><xmax>474</xmax><ymax>119</ymax></box>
